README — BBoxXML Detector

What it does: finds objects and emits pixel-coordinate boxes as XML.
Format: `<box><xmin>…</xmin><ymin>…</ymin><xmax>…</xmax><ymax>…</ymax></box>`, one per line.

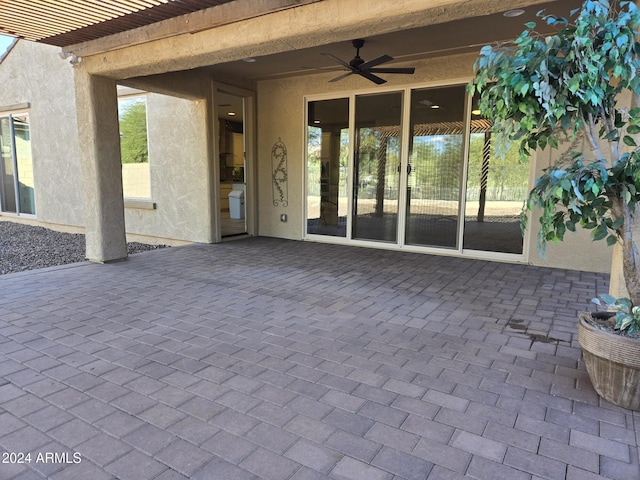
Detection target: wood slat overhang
<box><xmin>0</xmin><ymin>0</ymin><xmax>236</xmax><ymax>46</ymax></box>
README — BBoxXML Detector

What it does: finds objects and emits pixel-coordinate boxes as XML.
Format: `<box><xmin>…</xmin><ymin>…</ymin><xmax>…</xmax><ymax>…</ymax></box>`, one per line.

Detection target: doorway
<box><xmin>217</xmin><ymin>90</ymin><xmax>247</xmax><ymax>238</ymax></box>
<box><xmin>306</xmin><ymin>84</ymin><xmax>528</xmax><ymax>258</ymax></box>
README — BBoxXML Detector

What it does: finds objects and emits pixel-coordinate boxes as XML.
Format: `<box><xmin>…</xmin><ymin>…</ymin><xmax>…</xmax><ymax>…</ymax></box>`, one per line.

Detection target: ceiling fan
<box><xmin>322</xmin><ymin>39</ymin><xmax>415</xmax><ymax>85</ymax></box>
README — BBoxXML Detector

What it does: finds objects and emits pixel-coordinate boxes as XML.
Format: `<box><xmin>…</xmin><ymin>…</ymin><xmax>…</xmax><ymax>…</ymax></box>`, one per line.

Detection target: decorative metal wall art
<box><xmin>272</xmin><ymin>138</ymin><xmax>288</xmax><ymax>207</ymax></box>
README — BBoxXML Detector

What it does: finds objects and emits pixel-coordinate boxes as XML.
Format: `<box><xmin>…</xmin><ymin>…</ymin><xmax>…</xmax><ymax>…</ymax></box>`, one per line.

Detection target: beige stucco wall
<box><xmin>257</xmin><ymin>52</ymin><xmax>612</xmax><ymax>273</ymax></box>
<box><xmin>527</xmin><ymin>139</ymin><xmax>613</xmax><ymax>273</ymax></box>
<box><xmin>0</xmin><ymin>40</ymin><xmax>84</xmax><ymax>227</ymax></box>
<box><xmin>123</xmin><ymin>93</ymin><xmax>212</xmax><ymax>243</ymax></box>
<box><xmin>0</xmin><ymin>41</ymin><xmax>212</xmax><ymax>244</ymax></box>
<box><xmin>528</xmin><ymin>90</ymin><xmax>639</xmax><ymax>273</ymax></box>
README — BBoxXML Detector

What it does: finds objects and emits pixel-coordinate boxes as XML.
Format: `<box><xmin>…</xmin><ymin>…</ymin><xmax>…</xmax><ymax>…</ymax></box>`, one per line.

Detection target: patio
<box><xmin>0</xmin><ymin>237</ymin><xmax>637</xmax><ymax>480</ymax></box>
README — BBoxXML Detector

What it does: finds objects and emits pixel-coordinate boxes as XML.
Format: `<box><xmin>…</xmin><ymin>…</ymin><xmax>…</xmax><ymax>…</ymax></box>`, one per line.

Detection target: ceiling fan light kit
<box><xmin>323</xmin><ymin>39</ymin><xmax>415</xmax><ymax>85</ymax></box>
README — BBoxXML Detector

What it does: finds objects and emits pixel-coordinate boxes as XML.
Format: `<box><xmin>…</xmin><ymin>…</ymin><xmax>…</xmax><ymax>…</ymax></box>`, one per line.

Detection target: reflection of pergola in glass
<box><xmin>363</xmin><ymin>118</ymin><xmax>492</xmax><ymax>219</ymax></box>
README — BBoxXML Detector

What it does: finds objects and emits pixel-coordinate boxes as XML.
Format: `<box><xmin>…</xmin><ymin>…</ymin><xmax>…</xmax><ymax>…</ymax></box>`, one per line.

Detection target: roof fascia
<box><xmin>62</xmin><ymin>0</ymin><xmax>324</xmax><ymax>58</ymax></box>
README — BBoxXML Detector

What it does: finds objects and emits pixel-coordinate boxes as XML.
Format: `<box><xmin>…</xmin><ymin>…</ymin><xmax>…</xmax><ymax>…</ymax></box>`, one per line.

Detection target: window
<box><xmin>306</xmin><ymin>98</ymin><xmax>349</xmax><ymax>236</ymax></box>
<box><xmin>118</xmin><ymin>95</ymin><xmax>150</xmax><ymax>198</ymax></box>
<box><xmin>0</xmin><ymin>112</ymin><xmax>35</xmax><ymax>215</ymax></box>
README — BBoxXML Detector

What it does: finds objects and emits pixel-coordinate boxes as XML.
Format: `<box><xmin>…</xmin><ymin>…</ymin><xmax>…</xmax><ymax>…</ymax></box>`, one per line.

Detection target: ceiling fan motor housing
<box><xmin>351</xmin><ymin>39</ymin><xmax>365</xmax><ymax>67</ymax></box>
<box><xmin>323</xmin><ymin>38</ymin><xmax>415</xmax><ymax>84</ymax></box>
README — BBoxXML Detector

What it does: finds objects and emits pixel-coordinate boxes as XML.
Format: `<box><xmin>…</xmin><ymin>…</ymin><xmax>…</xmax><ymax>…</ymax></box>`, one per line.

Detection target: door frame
<box><xmin>211</xmin><ymin>82</ymin><xmax>256</xmax><ymax>242</ymax></box>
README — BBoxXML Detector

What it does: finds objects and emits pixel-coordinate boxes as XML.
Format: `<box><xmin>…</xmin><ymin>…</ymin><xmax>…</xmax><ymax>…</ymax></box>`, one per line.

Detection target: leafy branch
<box><xmin>470</xmin><ymin>0</ymin><xmax>640</xmax><ymax>317</ymax></box>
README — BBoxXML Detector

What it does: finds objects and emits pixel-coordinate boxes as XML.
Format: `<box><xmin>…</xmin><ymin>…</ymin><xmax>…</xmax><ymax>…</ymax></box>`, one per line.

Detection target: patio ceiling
<box><xmin>0</xmin><ymin>0</ymin><xmax>238</xmax><ymax>46</ymax></box>
<box><xmin>201</xmin><ymin>0</ymin><xmax>585</xmax><ymax>82</ymax></box>
<box><xmin>0</xmin><ymin>0</ymin><xmax>584</xmax><ymax>83</ymax></box>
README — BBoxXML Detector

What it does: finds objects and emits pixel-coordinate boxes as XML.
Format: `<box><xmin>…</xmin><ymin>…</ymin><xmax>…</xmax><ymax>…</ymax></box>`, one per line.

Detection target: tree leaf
<box><xmin>616</xmin><ymin>297</ymin><xmax>633</xmax><ymax>311</ymax></box>
<box><xmin>480</xmin><ymin>45</ymin><xmax>493</xmax><ymax>56</ymax></box>
<box><xmin>619</xmin><ymin>314</ymin><xmax>633</xmax><ymax>330</ymax></box>
<box><xmin>592</xmin><ymin>223</ymin><xmax>609</xmax><ymax>241</ymax></box>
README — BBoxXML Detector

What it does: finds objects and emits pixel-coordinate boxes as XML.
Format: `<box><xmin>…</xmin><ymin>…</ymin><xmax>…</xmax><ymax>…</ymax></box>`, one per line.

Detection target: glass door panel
<box><xmin>352</xmin><ymin>92</ymin><xmax>402</xmax><ymax>242</ymax></box>
<box><xmin>405</xmin><ymin>86</ymin><xmax>466</xmax><ymax>248</ymax></box>
<box><xmin>463</xmin><ymin>94</ymin><xmax>527</xmax><ymax>253</ymax></box>
<box><xmin>0</xmin><ymin>117</ymin><xmax>16</xmax><ymax>213</ymax></box>
<box><xmin>13</xmin><ymin>115</ymin><xmax>35</xmax><ymax>214</ymax></box>
<box><xmin>307</xmin><ymin>98</ymin><xmax>349</xmax><ymax>236</ymax></box>
<box><xmin>218</xmin><ymin>90</ymin><xmax>247</xmax><ymax>238</ymax></box>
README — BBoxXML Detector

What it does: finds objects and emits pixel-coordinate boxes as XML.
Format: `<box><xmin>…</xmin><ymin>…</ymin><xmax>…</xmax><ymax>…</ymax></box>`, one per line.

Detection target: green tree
<box><xmin>470</xmin><ymin>0</ymin><xmax>640</xmax><ymax>331</ymax></box>
<box><xmin>119</xmin><ymin>100</ymin><xmax>148</xmax><ymax>164</ymax></box>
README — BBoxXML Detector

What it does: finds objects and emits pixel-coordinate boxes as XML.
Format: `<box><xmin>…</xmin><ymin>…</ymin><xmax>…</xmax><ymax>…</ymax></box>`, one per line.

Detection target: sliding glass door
<box><xmin>405</xmin><ymin>86</ymin><xmax>465</xmax><ymax>248</ymax></box>
<box><xmin>307</xmin><ymin>98</ymin><xmax>349</xmax><ymax>237</ymax></box>
<box><xmin>463</xmin><ymin>93</ymin><xmax>528</xmax><ymax>254</ymax></box>
<box><xmin>352</xmin><ymin>92</ymin><xmax>402</xmax><ymax>242</ymax></box>
<box><xmin>306</xmin><ymin>85</ymin><xmax>528</xmax><ymax>258</ymax></box>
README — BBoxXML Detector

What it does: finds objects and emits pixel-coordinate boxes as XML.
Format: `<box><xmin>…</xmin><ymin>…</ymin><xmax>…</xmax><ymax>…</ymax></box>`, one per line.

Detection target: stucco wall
<box><xmin>0</xmin><ymin>40</ymin><xmax>84</xmax><ymax>227</ymax></box>
<box><xmin>257</xmin><ymin>52</ymin><xmax>612</xmax><ymax>273</ymax></box>
<box><xmin>0</xmin><ymin>41</ymin><xmax>212</xmax><ymax>244</ymax></box>
<box><xmin>123</xmin><ymin>93</ymin><xmax>212</xmax><ymax>243</ymax></box>
<box><xmin>527</xmin><ymin>139</ymin><xmax>613</xmax><ymax>273</ymax></box>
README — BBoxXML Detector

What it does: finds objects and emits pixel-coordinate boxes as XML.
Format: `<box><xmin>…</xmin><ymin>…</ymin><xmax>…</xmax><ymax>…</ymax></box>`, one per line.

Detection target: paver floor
<box><xmin>0</xmin><ymin>237</ymin><xmax>638</xmax><ymax>480</ymax></box>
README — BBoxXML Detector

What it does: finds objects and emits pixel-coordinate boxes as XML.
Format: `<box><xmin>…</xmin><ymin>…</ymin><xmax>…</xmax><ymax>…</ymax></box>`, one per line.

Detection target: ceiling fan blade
<box><xmin>329</xmin><ymin>71</ymin><xmax>354</xmax><ymax>83</ymax></box>
<box><xmin>358</xmin><ymin>54</ymin><xmax>393</xmax><ymax>70</ymax></box>
<box><xmin>368</xmin><ymin>67</ymin><xmax>416</xmax><ymax>74</ymax></box>
<box><xmin>358</xmin><ymin>71</ymin><xmax>387</xmax><ymax>85</ymax></box>
<box><xmin>321</xmin><ymin>52</ymin><xmax>353</xmax><ymax>69</ymax></box>
<box><xmin>302</xmin><ymin>66</ymin><xmax>349</xmax><ymax>72</ymax></box>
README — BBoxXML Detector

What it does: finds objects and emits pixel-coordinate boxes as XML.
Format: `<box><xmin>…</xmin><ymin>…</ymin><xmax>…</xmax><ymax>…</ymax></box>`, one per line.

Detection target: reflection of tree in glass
<box><xmin>410</xmin><ymin>135</ymin><xmax>462</xmax><ymax>200</ymax></box>
<box><xmin>307</xmin><ymin>126</ymin><xmax>322</xmax><ymax>196</ymax></box>
<box><xmin>467</xmin><ymin>135</ymin><xmax>527</xmax><ymax>202</ymax></box>
<box><xmin>307</xmin><ymin>126</ymin><xmax>350</xmax><ymax>198</ymax></box>
<box><xmin>357</xmin><ymin>128</ymin><xmax>381</xmax><ymax>183</ymax></box>
<box><xmin>357</xmin><ymin>129</ymin><xmax>399</xmax><ymax>189</ymax></box>
<box><xmin>119</xmin><ymin>101</ymin><xmax>148</xmax><ymax>164</ymax></box>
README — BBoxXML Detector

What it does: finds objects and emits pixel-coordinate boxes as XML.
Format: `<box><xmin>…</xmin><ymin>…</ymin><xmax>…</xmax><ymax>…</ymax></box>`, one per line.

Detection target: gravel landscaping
<box><xmin>0</xmin><ymin>221</ymin><xmax>168</xmax><ymax>275</ymax></box>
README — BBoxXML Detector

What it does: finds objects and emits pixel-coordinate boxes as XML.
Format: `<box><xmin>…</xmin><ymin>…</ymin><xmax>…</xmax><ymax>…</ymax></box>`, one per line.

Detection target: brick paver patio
<box><xmin>0</xmin><ymin>237</ymin><xmax>638</xmax><ymax>479</ymax></box>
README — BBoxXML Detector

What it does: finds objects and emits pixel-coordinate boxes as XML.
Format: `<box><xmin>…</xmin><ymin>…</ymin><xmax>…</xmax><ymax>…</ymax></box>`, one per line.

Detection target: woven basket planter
<box><xmin>578</xmin><ymin>313</ymin><xmax>640</xmax><ymax>411</ymax></box>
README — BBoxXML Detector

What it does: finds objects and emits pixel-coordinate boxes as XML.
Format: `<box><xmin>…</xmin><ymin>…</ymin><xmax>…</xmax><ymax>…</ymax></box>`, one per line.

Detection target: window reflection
<box><xmin>463</xmin><ymin>93</ymin><xmax>528</xmax><ymax>254</ymax></box>
<box><xmin>307</xmin><ymin>98</ymin><xmax>349</xmax><ymax>237</ymax></box>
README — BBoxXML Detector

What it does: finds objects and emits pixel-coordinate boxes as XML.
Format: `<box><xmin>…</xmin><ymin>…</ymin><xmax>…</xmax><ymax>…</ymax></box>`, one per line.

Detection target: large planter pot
<box><xmin>578</xmin><ymin>313</ymin><xmax>640</xmax><ymax>410</ymax></box>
